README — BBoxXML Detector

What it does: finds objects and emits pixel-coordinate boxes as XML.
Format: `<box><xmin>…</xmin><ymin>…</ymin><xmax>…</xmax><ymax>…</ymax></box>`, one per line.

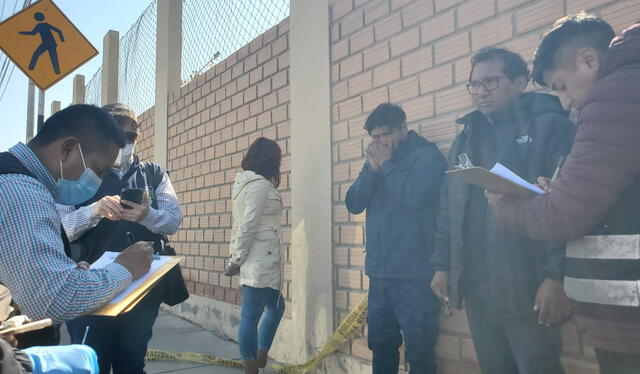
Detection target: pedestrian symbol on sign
<box><xmin>19</xmin><ymin>12</ymin><xmax>64</xmax><ymax>74</ymax></box>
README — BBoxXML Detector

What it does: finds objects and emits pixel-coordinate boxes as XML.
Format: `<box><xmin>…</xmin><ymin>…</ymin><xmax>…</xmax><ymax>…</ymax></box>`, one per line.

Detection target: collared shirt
<box><xmin>56</xmin><ymin>160</ymin><xmax>182</xmax><ymax>242</ymax></box>
<box><xmin>0</xmin><ymin>143</ymin><xmax>131</xmax><ymax>323</ymax></box>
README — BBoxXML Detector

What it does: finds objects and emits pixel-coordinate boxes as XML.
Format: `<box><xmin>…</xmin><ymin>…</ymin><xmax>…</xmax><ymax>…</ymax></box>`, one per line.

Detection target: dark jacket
<box><xmin>75</xmin><ymin>156</ymin><xmax>189</xmax><ymax>307</ymax></box>
<box><xmin>432</xmin><ymin>92</ymin><xmax>574</xmax><ymax>322</ymax></box>
<box><xmin>346</xmin><ymin>130</ymin><xmax>446</xmax><ymax>279</ymax></box>
<box><xmin>494</xmin><ymin>23</ymin><xmax>640</xmax><ymax>353</ymax></box>
<box><xmin>75</xmin><ymin>156</ymin><xmax>168</xmax><ymax>262</ymax></box>
<box><xmin>0</xmin><ymin>340</ymin><xmax>31</xmax><ymax>374</ymax></box>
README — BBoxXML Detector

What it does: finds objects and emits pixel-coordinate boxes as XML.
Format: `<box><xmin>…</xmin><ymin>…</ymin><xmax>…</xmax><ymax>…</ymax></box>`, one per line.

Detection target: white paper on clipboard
<box><xmin>91</xmin><ymin>251</ymin><xmax>172</xmax><ymax>304</ymax></box>
<box><xmin>489</xmin><ymin>163</ymin><xmax>545</xmax><ymax>195</ymax></box>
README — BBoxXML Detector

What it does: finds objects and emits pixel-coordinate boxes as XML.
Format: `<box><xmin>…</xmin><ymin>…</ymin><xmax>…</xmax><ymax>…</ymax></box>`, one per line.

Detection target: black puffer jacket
<box><xmin>431</xmin><ymin>92</ymin><xmax>575</xmax><ymax>322</ymax></box>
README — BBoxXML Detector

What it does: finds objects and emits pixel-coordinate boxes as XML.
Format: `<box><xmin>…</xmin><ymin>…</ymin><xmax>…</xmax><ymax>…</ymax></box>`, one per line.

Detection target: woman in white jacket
<box><xmin>224</xmin><ymin>137</ymin><xmax>284</xmax><ymax>374</ymax></box>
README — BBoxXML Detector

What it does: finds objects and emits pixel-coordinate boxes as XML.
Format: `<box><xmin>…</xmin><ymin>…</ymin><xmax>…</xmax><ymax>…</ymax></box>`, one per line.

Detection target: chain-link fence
<box><xmin>84</xmin><ymin>1</ymin><xmax>157</xmax><ymax>114</ymax></box>
<box><xmin>84</xmin><ymin>66</ymin><xmax>101</xmax><ymax>107</ymax></box>
<box><xmin>181</xmin><ymin>0</ymin><xmax>290</xmax><ymax>84</ymax></box>
<box><xmin>84</xmin><ymin>0</ymin><xmax>289</xmax><ymax>113</ymax></box>
<box><xmin>117</xmin><ymin>0</ymin><xmax>157</xmax><ymax>115</ymax></box>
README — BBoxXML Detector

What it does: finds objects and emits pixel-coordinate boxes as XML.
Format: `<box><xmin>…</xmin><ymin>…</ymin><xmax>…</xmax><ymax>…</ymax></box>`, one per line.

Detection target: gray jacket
<box><xmin>431</xmin><ymin>92</ymin><xmax>575</xmax><ymax>322</ymax></box>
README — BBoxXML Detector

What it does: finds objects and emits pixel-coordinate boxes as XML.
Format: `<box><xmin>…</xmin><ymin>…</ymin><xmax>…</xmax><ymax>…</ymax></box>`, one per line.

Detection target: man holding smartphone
<box><xmin>56</xmin><ymin>103</ymin><xmax>186</xmax><ymax>374</ymax></box>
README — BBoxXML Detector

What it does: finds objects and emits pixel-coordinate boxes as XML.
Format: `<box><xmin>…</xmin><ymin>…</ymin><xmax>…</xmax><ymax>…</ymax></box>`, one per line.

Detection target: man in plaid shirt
<box><xmin>0</xmin><ymin>105</ymin><xmax>153</xmax><ymax>328</ymax></box>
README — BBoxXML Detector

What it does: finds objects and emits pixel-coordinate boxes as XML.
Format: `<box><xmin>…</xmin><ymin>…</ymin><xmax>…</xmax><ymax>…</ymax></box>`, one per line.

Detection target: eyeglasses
<box><xmin>466</xmin><ymin>76</ymin><xmax>504</xmax><ymax>95</ymax></box>
<box><xmin>125</xmin><ymin>131</ymin><xmax>138</xmax><ymax>143</ymax></box>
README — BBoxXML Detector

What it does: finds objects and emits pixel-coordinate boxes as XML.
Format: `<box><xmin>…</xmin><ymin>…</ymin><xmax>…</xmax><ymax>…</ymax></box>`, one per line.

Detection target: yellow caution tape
<box><xmin>146</xmin><ymin>294</ymin><xmax>368</xmax><ymax>373</ymax></box>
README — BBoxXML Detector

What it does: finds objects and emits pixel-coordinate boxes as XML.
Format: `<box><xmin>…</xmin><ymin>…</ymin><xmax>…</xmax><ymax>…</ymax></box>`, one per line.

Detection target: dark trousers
<box><xmin>67</xmin><ymin>289</ymin><xmax>162</xmax><ymax>374</ymax></box>
<box><xmin>16</xmin><ymin>325</ymin><xmax>60</xmax><ymax>349</ymax></box>
<box><xmin>464</xmin><ymin>282</ymin><xmax>564</xmax><ymax>374</ymax></box>
<box><xmin>367</xmin><ymin>277</ymin><xmax>439</xmax><ymax>374</ymax></box>
<box><xmin>596</xmin><ymin>349</ymin><xmax>640</xmax><ymax>374</ymax></box>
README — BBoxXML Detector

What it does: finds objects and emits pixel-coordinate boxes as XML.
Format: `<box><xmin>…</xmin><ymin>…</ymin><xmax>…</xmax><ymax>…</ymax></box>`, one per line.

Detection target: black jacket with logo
<box><xmin>431</xmin><ymin>92</ymin><xmax>575</xmax><ymax>322</ymax></box>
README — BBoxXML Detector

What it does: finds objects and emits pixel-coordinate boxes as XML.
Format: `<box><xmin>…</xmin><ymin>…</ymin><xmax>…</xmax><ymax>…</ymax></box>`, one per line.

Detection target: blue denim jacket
<box><xmin>346</xmin><ymin>131</ymin><xmax>446</xmax><ymax>279</ymax></box>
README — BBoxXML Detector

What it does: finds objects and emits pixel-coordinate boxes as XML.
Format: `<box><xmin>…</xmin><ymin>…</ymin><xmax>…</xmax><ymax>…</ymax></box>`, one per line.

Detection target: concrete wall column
<box><xmin>287</xmin><ymin>0</ymin><xmax>334</xmax><ymax>362</ymax></box>
<box><xmin>72</xmin><ymin>74</ymin><xmax>86</xmax><ymax>104</ymax></box>
<box><xmin>50</xmin><ymin>101</ymin><xmax>61</xmax><ymax>114</ymax></box>
<box><xmin>153</xmin><ymin>0</ymin><xmax>182</xmax><ymax>167</ymax></box>
<box><xmin>101</xmin><ymin>30</ymin><xmax>119</xmax><ymax>106</ymax></box>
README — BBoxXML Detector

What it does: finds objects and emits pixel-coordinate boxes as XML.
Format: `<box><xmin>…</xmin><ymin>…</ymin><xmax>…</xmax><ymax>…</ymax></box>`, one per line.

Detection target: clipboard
<box><xmin>0</xmin><ymin>318</ymin><xmax>52</xmax><ymax>337</ymax></box>
<box><xmin>92</xmin><ymin>256</ymin><xmax>183</xmax><ymax>317</ymax></box>
<box><xmin>446</xmin><ymin>167</ymin><xmax>539</xmax><ymax>197</ymax></box>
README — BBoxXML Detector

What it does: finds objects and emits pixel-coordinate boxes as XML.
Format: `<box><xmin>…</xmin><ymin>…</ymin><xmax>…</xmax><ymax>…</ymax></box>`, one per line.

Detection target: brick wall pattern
<box><xmin>136</xmin><ymin>107</ymin><xmax>155</xmax><ymax>162</ymax></box>
<box><xmin>163</xmin><ymin>19</ymin><xmax>293</xmax><ymax>316</ymax></box>
<box><xmin>329</xmin><ymin>0</ymin><xmax>640</xmax><ymax>372</ymax></box>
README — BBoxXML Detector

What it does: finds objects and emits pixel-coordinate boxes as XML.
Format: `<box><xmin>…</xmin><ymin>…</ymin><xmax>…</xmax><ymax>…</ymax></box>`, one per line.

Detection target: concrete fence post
<box><xmin>101</xmin><ymin>30</ymin><xmax>119</xmax><ymax>106</ymax></box>
<box><xmin>72</xmin><ymin>74</ymin><xmax>86</xmax><ymax>104</ymax></box>
<box><xmin>50</xmin><ymin>100</ymin><xmax>61</xmax><ymax>114</ymax></box>
<box><xmin>153</xmin><ymin>0</ymin><xmax>182</xmax><ymax>167</ymax></box>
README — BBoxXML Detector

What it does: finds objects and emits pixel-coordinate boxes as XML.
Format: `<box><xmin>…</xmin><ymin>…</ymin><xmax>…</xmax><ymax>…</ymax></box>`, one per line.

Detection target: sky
<box><xmin>0</xmin><ymin>0</ymin><xmax>152</xmax><ymax>151</ymax></box>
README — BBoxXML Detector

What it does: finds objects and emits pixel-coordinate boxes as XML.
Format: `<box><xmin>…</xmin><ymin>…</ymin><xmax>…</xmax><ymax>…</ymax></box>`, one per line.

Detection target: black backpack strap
<box><xmin>0</xmin><ymin>152</ymin><xmax>72</xmax><ymax>259</ymax></box>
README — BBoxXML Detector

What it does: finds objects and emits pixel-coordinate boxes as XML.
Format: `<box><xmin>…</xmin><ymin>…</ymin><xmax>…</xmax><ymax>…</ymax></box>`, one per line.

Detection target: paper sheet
<box><xmin>490</xmin><ymin>163</ymin><xmax>545</xmax><ymax>195</ymax></box>
<box><xmin>91</xmin><ymin>251</ymin><xmax>172</xmax><ymax>304</ymax></box>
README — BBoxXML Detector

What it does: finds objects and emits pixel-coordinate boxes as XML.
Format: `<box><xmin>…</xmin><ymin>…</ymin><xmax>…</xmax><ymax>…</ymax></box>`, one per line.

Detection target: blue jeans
<box><xmin>239</xmin><ymin>286</ymin><xmax>285</xmax><ymax>361</ymax></box>
<box><xmin>368</xmin><ymin>277</ymin><xmax>440</xmax><ymax>374</ymax></box>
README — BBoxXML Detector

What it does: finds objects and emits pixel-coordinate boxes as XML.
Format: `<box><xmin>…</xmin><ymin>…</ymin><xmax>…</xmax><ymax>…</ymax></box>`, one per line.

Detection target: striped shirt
<box><xmin>0</xmin><ymin>143</ymin><xmax>131</xmax><ymax>323</ymax></box>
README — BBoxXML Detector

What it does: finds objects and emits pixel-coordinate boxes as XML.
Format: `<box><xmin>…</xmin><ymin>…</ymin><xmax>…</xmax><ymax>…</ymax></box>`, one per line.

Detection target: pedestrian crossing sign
<box><xmin>0</xmin><ymin>0</ymin><xmax>98</xmax><ymax>90</ymax></box>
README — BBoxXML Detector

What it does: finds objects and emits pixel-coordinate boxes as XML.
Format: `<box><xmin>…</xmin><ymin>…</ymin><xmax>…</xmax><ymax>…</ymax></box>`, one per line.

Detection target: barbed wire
<box><xmin>181</xmin><ymin>0</ymin><xmax>290</xmax><ymax>84</ymax></box>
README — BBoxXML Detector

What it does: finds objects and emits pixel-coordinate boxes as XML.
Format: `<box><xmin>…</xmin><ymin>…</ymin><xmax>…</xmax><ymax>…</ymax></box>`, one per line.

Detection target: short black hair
<box><xmin>102</xmin><ymin>103</ymin><xmax>139</xmax><ymax>130</ymax></box>
<box><xmin>469</xmin><ymin>48</ymin><xmax>530</xmax><ymax>81</ymax></box>
<box><xmin>364</xmin><ymin>103</ymin><xmax>406</xmax><ymax>134</ymax></box>
<box><xmin>30</xmin><ymin>104</ymin><xmax>126</xmax><ymax>151</ymax></box>
<box><xmin>532</xmin><ymin>13</ymin><xmax>615</xmax><ymax>86</ymax></box>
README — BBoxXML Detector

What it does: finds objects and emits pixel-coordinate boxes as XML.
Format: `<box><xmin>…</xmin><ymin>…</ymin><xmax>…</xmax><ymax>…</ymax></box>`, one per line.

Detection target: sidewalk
<box><xmin>145</xmin><ymin>310</ymin><xmax>243</xmax><ymax>373</ymax></box>
<box><xmin>61</xmin><ymin>310</ymin><xmax>244</xmax><ymax>373</ymax></box>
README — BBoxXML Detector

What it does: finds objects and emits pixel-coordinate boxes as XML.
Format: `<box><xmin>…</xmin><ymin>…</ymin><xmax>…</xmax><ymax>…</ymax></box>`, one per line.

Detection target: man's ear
<box><xmin>577</xmin><ymin>47</ymin><xmax>600</xmax><ymax>73</ymax></box>
<box><xmin>58</xmin><ymin>137</ymin><xmax>79</xmax><ymax>163</ymax></box>
<box><xmin>515</xmin><ymin>75</ymin><xmax>528</xmax><ymax>92</ymax></box>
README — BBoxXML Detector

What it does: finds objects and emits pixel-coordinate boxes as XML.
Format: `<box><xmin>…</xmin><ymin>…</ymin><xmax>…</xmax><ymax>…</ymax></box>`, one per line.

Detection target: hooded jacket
<box><xmin>494</xmin><ymin>23</ymin><xmax>640</xmax><ymax>353</ymax></box>
<box><xmin>431</xmin><ymin>92</ymin><xmax>574</xmax><ymax>320</ymax></box>
<box><xmin>229</xmin><ymin>170</ymin><xmax>283</xmax><ymax>290</ymax></box>
<box><xmin>345</xmin><ymin>130</ymin><xmax>446</xmax><ymax>279</ymax></box>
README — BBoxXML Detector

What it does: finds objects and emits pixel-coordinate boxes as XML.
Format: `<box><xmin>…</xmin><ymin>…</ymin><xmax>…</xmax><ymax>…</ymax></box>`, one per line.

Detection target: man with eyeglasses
<box><xmin>430</xmin><ymin>48</ymin><xmax>574</xmax><ymax>374</ymax></box>
<box><xmin>55</xmin><ymin>103</ymin><xmax>187</xmax><ymax>374</ymax></box>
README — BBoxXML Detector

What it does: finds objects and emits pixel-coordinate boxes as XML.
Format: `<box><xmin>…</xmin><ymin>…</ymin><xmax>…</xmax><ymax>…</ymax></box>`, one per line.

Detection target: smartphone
<box><xmin>120</xmin><ymin>188</ymin><xmax>144</xmax><ymax>209</ymax></box>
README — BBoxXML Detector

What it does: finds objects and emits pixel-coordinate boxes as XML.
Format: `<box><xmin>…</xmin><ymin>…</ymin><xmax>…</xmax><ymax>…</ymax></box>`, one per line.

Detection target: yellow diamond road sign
<box><xmin>0</xmin><ymin>0</ymin><xmax>98</xmax><ymax>91</ymax></box>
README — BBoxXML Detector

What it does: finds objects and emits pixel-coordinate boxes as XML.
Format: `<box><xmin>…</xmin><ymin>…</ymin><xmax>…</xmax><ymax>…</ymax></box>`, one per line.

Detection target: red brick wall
<box><xmin>165</xmin><ymin>19</ymin><xmax>292</xmax><ymax>315</ymax></box>
<box><xmin>136</xmin><ymin>107</ymin><xmax>155</xmax><ymax>162</ymax></box>
<box><xmin>330</xmin><ymin>0</ymin><xmax>640</xmax><ymax>372</ymax></box>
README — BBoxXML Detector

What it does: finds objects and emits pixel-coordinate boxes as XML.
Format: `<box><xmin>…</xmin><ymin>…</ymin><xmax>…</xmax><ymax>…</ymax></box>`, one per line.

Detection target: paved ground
<box><xmin>61</xmin><ymin>310</ymin><xmax>244</xmax><ymax>373</ymax></box>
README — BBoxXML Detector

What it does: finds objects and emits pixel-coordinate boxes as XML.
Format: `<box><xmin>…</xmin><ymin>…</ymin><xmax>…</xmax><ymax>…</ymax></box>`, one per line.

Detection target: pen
<box><xmin>126</xmin><ymin>231</ymin><xmax>159</xmax><ymax>259</ymax></box>
<box><xmin>126</xmin><ymin>231</ymin><xmax>136</xmax><ymax>245</ymax></box>
<box><xmin>550</xmin><ymin>156</ymin><xmax>565</xmax><ymax>183</ymax></box>
<box><xmin>81</xmin><ymin>325</ymin><xmax>90</xmax><ymax>345</ymax></box>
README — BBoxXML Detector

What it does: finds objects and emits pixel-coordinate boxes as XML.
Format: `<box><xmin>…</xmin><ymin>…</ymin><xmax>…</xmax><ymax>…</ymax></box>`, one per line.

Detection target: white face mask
<box><xmin>114</xmin><ymin>143</ymin><xmax>135</xmax><ymax>168</ymax></box>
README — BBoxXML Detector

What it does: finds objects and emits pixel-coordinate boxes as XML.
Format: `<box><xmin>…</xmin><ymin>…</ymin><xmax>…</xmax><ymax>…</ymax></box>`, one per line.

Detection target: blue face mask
<box><xmin>54</xmin><ymin>144</ymin><xmax>102</xmax><ymax>205</ymax></box>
